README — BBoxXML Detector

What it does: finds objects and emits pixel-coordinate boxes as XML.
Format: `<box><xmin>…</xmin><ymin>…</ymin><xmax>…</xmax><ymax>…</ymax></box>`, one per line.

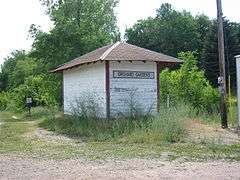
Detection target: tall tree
<box><xmin>200</xmin><ymin>20</ymin><xmax>240</xmax><ymax>88</ymax></box>
<box><xmin>0</xmin><ymin>0</ymin><xmax>120</xmax><ymax>108</ymax></box>
<box><xmin>0</xmin><ymin>51</ymin><xmax>28</xmax><ymax>91</ymax></box>
<box><xmin>31</xmin><ymin>0</ymin><xmax>120</xmax><ymax>70</ymax></box>
<box><xmin>125</xmin><ymin>3</ymin><xmax>240</xmax><ymax>89</ymax></box>
<box><xmin>126</xmin><ymin>4</ymin><xmax>200</xmax><ymax>57</ymax></box>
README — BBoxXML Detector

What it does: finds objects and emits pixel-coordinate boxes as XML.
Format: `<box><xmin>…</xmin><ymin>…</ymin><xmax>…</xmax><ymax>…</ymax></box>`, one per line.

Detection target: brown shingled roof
<box><xmin>51</xmin><ymin>41</ymin><xmax>182</xmax><ymax>72</ymax></box>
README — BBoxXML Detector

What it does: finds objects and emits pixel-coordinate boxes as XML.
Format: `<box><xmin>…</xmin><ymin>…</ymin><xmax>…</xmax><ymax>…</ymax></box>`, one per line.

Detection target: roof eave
<box><xmin>50</xmin><ymin>59</ymin><xmax>182</xmax><ymax>73</ymax></box>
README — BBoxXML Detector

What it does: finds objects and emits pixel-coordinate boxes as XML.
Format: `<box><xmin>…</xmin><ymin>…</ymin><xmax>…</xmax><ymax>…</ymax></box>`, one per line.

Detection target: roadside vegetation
<box><xmin>0</xmin><ymin>49</ymin><xmax>239</xmax><ymax>161</ymax></box>
<box><xmin>0</xmin><ymin>1</ymin><xmax>239</xmax><ymax>162</ymax></box>
<box><xmin>1</xmin><ymin>105</ymin><xmax>240</xmax><ymax>161</ymax></box>
<box><xmin>39</xmin><ymin>103</ymin><xmax>188</xmax><ymax>143</ymax></box>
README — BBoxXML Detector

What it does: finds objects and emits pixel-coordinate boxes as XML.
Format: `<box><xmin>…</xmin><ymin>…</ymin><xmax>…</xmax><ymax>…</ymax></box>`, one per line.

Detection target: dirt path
<box><xmin>0</xmin><ymin>155</ymin><xmax>239</xmax><ymax>180</ymax></box>
<box><xmin>1</xmin><ymin>117</ymin><xmax>239</xmax><ymax>179</ymax></box>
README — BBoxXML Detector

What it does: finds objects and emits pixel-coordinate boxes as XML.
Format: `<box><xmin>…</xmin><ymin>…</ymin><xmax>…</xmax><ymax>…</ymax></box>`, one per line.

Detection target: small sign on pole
<box><xmin>235</xmin><ymin>55</ymin><xmax>240</xmax><ymax>130</ymax></box>
<box><xmin>26</xmin><ymin>97</ymin><xmax>33</xmax><ymax>117</ymax></box>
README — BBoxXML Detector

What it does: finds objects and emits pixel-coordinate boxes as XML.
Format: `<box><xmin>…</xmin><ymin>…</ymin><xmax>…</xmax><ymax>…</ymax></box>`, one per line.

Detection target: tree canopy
<box><xmin>0</xmin><ymin>2</ymin><xmax>240</xmax><ymax>111</ymax></box>
<box><xmin>31</xmin><ymin>0</ymin><xmax>120</xmax><ymax>70</ymax></box>
<box><xmin>125</xmin><ymin>3</ymin><xmax>240</xmax><ymax>88</ymax></box>
<box><xmin>0</xmin><ymin>0</ymin><xmax>119</xmax><ymax>110</ymax></box>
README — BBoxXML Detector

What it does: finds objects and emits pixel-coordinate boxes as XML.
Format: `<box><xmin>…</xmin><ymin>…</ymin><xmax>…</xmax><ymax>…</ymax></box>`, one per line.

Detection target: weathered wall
<box><xmin>63</xmin><ymin>62</ymin><xmax>106</xmax><ymax>117</ymax></box>
<box><xmin>109</xmin><ymin>61</ymin><xmax>157</xmax><ymax>117</ymax></box>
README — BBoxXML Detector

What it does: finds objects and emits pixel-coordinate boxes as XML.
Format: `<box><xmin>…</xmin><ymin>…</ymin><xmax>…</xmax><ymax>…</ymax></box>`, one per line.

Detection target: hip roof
<box><xmin>51</xmin><ymin>41</ymin><xmax>182</xmax><ymax>72</ymax></box>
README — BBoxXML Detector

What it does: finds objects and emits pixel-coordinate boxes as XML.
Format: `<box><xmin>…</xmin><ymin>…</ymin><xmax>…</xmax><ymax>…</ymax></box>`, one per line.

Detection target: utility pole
<box><xmin>216</xmin><ymin>0</ymin><xmax>228</xmax><ymax>128</ymax></box>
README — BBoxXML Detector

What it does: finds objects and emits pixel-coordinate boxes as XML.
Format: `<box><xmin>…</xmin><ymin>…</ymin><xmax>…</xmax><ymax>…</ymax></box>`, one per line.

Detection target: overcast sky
<box><xmin>0</xmin><ymin>0</ymin><xmax>240</xmax><ymax>65</ymax></box>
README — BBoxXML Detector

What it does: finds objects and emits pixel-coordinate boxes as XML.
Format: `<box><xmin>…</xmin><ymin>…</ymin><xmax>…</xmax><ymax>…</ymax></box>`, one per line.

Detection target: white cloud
<box><xmin>0</xmin><ymin>0</ymin><xmax>240</xmax><ymax>65</ymax></box>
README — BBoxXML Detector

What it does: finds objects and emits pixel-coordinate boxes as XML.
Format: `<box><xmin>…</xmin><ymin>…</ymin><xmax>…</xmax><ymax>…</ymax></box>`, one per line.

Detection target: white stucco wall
<box><xmin>109</xmin><ymin>61</ymin><xmax>157</xmax><ymax>117</ymax></box>
<box><xmin>63</xmin><ymin>62</ymin><xmax>106</xmax><ymax>117</ymax></box>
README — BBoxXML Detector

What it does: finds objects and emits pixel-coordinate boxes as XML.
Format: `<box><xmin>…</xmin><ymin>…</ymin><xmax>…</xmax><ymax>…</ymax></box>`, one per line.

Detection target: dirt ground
<box><xmin>1</xmin><ymin>118</ymin><xmax>240</xmax><ymax>180</ymax></box>
<box><xmin>186</xmin><ymin>120</ymin><xmax>240</xmax><ymax>144</ymax></box>
<box><xmin>0</xmin><ymin>155</ymin><xmax>240</xmax><ymax>180</ymax></box>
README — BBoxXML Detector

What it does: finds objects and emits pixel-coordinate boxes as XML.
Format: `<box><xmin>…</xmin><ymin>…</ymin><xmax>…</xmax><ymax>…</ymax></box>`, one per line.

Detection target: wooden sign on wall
<box><xmin>113</xmin><ymin>70</ymin><xmax>155</xmax><ymax>79</ymax></box>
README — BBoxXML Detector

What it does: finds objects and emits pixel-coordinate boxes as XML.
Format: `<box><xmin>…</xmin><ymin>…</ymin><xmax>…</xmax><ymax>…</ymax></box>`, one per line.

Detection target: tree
<box><xmin>125</xmin><ymin>3</ymin><xmax>240</xmax><ymax>89</ymax></box>
<box><xmin>0</xmin><ymin>0</ymin><xmax>120</xmax><ymax>110</ymax></box>
<box><xmin>31</xmin><ymin>0</ymin><xmax>120</xmax><ymax>70</ymax></box>
<box><xmin>0</xmin><ymin>50</ymin><xmax>28</xmax><ymax>91</ymax></box>
<box><xmin>125</xmin><ymin>3</ymin><xmax>200</xmax><ymax>57</ymax></box>
<box><xmin>200</xmin><ymin>20</ymin><xmax>240</xmax><ymax>88</ymax></box>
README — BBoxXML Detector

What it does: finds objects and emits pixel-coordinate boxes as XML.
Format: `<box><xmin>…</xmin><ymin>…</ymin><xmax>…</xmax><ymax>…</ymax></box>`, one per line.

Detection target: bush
<box><xmin>3</xmin><ymin>74</ymin><xmax>59</xmax><ymax>111</ymax></box>
<box><xmin>0</xmin><ymin>92</ymin><xmax>10</xmax><ymax>110</ymax></box>
<box><xmin>160</xmin><ymin>52</ymin><xmax>219</xmax><ymax>113</ymax></box>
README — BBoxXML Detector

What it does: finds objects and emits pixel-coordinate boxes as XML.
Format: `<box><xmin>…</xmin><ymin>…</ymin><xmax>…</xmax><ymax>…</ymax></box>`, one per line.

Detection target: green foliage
<box><xmin>8</xmin><ymin>57</ymin><xmax>41</xmax><ymax>89</ymax></box>
<box><xmin>0</xmin><ymin>50</ymin><xmax>28</xmax><ymax>91</ymax></box>
<box><xmin>31</xmin><ymin>0</ymin><xmax>120</xmax><ymax>70</ymax></box>
<box><xmin>0</xmin><ymin>92</ymin><xmax>10</xmax><ymax>110</ymax></box>
<box><xmin>0</xmin><ymin>0</ymin><xmax>119</xmax><ymax>111</ymax></box>
<box><xmin>11</xmin><ymin>74</ymin><xmax>59</xmax><ymax>110</ymax></box>
<box><xmin>125</xmin><ymin>3</ymin><xmax>240</xmax><ymax>87</ymax></box>
<box><xmin>126</xmin><ymin>4</ymin><xmax>200</xmax><ymax>57</ymax></box>
<box><xmin>160</xmin><ymin>52</ymin><xmax>219</xmax><ymax>112</ymax></box>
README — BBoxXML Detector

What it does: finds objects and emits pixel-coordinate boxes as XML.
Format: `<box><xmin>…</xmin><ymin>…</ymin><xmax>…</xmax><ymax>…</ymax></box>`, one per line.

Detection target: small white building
<box><xmin>52</xmin><ymin>42</ymin><xmax>181</xmax><ymax>118</ymax></box>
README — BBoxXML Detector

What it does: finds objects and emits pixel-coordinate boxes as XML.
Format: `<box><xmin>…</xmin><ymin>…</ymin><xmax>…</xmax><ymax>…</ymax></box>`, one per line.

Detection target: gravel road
<box><xmin>0</xmin><ymin>155</ymin><xmax>240</xmax><ymax>180</ymax></box>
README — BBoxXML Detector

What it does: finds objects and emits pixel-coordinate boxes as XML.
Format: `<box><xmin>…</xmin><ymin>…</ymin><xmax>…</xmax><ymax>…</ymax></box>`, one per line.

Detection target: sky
<box><xmin>0</xmin><ymin>0</ymin><xmax>240</xmax><ymax>65</ymax></box>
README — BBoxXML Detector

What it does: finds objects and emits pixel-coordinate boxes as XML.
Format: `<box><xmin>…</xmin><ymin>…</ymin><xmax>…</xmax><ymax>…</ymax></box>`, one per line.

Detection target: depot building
<box><xmin>51</xmin><ymin>42</ymin><xmax>182</xmax><ymax>118</ymax></box>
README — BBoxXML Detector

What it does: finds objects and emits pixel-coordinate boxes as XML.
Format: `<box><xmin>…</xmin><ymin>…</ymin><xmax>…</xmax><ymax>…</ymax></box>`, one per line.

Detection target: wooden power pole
<box><xmin>216</xmin><ymin>0</ymin><xmax>228</xmax><ymax>128</ymax></box>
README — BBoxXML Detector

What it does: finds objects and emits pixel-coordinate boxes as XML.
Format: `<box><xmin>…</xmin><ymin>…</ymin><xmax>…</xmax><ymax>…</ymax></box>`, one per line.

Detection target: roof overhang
<box><xmin>50</xmin><ymin>59</ymin><xmax>182</xmax><ymax>73</ymax></box>
<box><xmin>50</xmin><ymin>42</ymin><xmax>182</xmax><ymax>73</ymax></box>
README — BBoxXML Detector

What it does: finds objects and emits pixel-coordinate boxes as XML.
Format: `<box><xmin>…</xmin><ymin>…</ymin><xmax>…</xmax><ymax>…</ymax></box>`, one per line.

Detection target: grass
<box><xmin>0</xmin><ymin>107</ymin><xmax>55</xmax><ymax>122</ymax></box>
<box><xmin>170</xmin><ymin>142</ymin><xmax>240</xmax><ymax>161</ymax></box>
<box><xmin>0</xmin><ymin>121</ymin><xmax>35</xmax><ymax>154</ymax></box>
<box><xmin>0</xmin><ymin>111</ymin><xmax>164</xmax><ymax>159</ymax></box>
<box><xmin>39</xmin><ymin>104</ymin><xmax>191</xmax><ymax>143</ymax></box>
<box><xmin>0</xmin><ymin>105</ymin><xmax>240</xmax><ymax>161</ymax></box>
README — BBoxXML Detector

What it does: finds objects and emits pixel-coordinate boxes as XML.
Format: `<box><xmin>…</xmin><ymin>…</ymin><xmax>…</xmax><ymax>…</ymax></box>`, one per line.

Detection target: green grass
<box><xmin>169</xmin><ymin>142</ymin><xmax>240</xmax><ymax>161</ymax></box>
<box><xmin>0</xmin><ymin>107</ymin><xmax>55</xmax><ymax>122</ymax></box>
<box><xmin>0</xmin><ymin>111</ymin><xmax>24</xmax><ymax>122</ymax></box>
<box><xmin>39</xmin><ymin>104</ymin><xmax>191</xmax><ymax>143</ymax></box>
<box><xmin>0</xmin><ymin>106</ymin><xmax>240</xmax><ymax>161</ymax></box>
<box><xmin>0</xmin><ymin>121</ymin><xmax>34</xmax><ymax>154</ymax></box>
<box><xmin>0</xmin><ymin>111</ymin><xmax>164</xmax><ymax>160</ymax></box>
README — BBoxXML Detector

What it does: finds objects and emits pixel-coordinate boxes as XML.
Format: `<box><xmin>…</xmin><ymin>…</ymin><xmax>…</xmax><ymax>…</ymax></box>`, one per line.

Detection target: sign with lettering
<box><xmin>26</xmin><ymin>97</ymin><xmax>32</xmax><ymax>104</ymax></box>
<box><xmin>113</xmin><ymin>70</ymin><xmax>155</xmax><ymax>79</ymax></box>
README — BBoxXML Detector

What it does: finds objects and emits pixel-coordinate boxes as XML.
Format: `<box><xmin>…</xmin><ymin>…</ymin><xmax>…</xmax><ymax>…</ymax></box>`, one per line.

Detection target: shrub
<box><xmin>160</xmin><ymin>52</ymin><xmax>219</xmax><ymax>113</ymax></box>
<box><xmin>4</xmin><ymin>74</ymin><xmax>59</xmax><ymax>111</ymax></box>
<box><xmin>0</xmin><ymin>92</ymin><xmax>10</xmax><ymax>110</ymax></box>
